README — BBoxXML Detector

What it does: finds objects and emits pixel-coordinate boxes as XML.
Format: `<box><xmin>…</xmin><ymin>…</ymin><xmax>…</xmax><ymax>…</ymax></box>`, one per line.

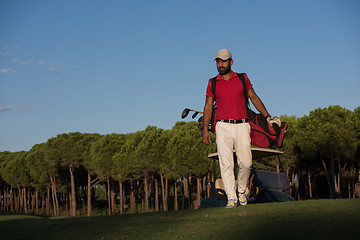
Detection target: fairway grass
<box><xmin>1</xmin><ymin>199</ymin><xmax>359</xmax><ymax>240</ymax></box>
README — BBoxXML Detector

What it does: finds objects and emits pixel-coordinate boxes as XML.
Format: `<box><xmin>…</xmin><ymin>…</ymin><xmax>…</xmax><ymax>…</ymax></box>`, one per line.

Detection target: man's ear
<box><xmin>230</xmin><ymin>59</ymin><xmax>233</xmax><ymax>66</ymax></box>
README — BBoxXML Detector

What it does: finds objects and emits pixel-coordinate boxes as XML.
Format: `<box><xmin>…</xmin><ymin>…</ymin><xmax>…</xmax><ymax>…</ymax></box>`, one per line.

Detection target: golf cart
<box><xmin>200</xmin><ymin>147</ymin><xmax>294</xmax><ymax>208</ymax></box>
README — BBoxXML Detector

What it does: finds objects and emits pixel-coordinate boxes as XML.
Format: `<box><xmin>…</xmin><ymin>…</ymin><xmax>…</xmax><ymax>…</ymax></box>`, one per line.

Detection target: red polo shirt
<box><xmin>206</xmin><ymin>71</ymin><xmax>253</xmax><ymax>120</ymax></box>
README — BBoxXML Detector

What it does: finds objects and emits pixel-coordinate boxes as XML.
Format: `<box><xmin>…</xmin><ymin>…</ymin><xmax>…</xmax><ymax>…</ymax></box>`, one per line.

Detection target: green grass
<box><xmin>1</xmin><ymin>199</ymin><xmax>360</xmax><ymax>240</ymax></box>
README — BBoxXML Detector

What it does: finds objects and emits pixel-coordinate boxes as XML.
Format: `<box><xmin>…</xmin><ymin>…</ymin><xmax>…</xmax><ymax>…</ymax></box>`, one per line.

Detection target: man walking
<box><xmin>202</xmin><ymin>49</ymin><xmax>280</xmax><ymax>208</ymax></box>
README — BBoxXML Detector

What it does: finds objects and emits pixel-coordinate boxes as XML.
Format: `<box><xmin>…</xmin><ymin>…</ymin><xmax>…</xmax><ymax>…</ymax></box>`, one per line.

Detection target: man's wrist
<box><xmin>203</xmin><ymin>127</ymin><xmax>210</xmax><ymax>134</ymax></box>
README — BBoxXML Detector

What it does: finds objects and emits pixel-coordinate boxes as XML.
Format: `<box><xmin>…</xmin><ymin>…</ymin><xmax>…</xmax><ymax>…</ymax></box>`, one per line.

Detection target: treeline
<box><xmin>0</xmin><ymin>105</ymin><xmax>359</xmax><ymax>217</ymax></box>
<box><xmin>0</xmin><ymin>122</ymin><xmax>217</xmax><ymax>217</ymax></box>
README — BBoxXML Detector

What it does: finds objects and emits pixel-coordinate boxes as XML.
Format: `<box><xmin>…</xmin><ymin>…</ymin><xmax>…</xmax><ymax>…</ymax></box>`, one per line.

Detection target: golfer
<box><xmin>202</xmin><ymin>49</ymin><xmax>281</xmax><ymax>208</ymax></box>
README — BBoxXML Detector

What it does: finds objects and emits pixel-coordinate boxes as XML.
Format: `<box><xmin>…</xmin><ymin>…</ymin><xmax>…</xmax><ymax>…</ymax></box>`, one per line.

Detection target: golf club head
<box><xmin>192</xmin><ymin>112</ymin><xmax>199</xmax><ymax>119</ymax></box>
<box><xmin>181</xmin><ymin>108</ymin><xmax>190</xmax><ymax>119</ymax></box>
<box><xmin>198</xmin><ymin>116</ymin><xmax>203</xmax><ymax>122</ymax></box>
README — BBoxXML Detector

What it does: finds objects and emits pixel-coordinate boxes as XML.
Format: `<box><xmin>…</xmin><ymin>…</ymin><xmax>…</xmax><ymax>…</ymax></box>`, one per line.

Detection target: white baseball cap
<box><xmin>214</xmin><ymin>49</ymin><xmax>232</xmax><ymax>61</ymax></box>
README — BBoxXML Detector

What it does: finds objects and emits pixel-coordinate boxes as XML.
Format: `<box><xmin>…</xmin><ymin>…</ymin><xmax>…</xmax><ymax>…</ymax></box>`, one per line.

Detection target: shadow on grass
<box><xmin>1</xmin><ymin>199</ymin><xmax>359</xmax><ymax>240</ymax></box>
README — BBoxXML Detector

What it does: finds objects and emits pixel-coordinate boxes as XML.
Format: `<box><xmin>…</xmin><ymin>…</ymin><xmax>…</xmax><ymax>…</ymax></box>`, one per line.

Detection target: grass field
<box><xmin>1</xmin><ymin>199</ymin><xmax>360</xmax><ymax>240</ymax></box>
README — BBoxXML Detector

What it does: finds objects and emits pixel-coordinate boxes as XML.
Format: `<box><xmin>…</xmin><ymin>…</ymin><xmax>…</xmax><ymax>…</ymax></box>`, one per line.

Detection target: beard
<box><xmin>217</xmin><ymin>65</ymin><xmax>231</xmax><ymax>75</ymax></box>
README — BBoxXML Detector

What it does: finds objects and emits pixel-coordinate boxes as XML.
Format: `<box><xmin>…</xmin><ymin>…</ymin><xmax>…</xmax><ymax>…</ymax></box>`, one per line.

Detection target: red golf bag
<box><xmin>210</xmin><ymin>73</ymin><xmax>287</xmax><ymax>149</ymax></box>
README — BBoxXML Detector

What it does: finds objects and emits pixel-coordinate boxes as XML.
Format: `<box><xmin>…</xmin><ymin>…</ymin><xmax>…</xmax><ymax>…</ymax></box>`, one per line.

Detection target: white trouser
<box><xmin>216</xmin><ymin>122</ymin><xmax>252</xmax><ymax>200</ymax></box>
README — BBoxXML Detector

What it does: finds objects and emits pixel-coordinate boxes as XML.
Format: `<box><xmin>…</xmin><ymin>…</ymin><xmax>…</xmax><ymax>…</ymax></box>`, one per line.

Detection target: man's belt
<box><xmin>217</xmin><ymin>119</ymin><xmax>248</xmax><ymax>124</ymax></box>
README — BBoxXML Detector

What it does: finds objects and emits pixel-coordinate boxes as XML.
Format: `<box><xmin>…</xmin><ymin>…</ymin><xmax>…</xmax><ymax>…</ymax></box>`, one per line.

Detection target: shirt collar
<box><xmin>217</xmin><ymin>71</ymin><xmax>236</xmax><ymax>81</ymax></box>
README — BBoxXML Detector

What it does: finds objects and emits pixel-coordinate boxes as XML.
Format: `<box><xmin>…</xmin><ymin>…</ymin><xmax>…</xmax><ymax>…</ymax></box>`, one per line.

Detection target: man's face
<box><xmin>216</xmin><ymin>59</ymin><xmax>233</xmax><ymax>75</ymax></box>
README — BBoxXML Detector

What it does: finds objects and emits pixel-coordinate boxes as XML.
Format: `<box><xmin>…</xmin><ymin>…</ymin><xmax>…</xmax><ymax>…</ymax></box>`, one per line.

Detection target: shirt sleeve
<box><xmin>243</xmin><ymin>73</ymin><xmax>253</xmax><ymax>91</ymax></box>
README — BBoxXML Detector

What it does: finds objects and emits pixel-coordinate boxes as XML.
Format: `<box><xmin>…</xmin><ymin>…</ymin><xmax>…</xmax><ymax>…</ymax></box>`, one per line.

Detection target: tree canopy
<box><xmin>0</xmin><ymin>105</ymin><xmax>359</xmax><ymax>216</ymax></box>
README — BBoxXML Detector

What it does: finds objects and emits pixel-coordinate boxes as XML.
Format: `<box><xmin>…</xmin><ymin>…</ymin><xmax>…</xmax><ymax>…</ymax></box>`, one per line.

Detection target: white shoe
<box><xmin>239</xmin><ymin>192</ymin><xmax>247</xmax><ymax>206</ymax></box>
<box><xmin>225</xmin><ymin>199</ymin><xmax>238</xmax><ymax>208</ymax></box>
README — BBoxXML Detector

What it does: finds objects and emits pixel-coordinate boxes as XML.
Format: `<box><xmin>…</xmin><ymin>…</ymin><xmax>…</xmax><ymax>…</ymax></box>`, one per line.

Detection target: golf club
<box><xmin>192</xmin><ymin>112</ymin><xmax>199</xmax><ymax>119</ymax></box>
<box><xmin>181</xmin><ymin>108</ymin><xmax>204</xmax><ymax>119</ymax></box>
<box><xmin>181</xmin><ymin>108</ymin><xmax>190</xmax><ymax>119</ymax></box>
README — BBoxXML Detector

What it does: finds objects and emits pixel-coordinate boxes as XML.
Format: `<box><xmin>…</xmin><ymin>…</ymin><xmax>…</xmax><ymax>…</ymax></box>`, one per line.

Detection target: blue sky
<box><xmin>1</xmin><ymin>0</ymin><xmax>359</xmax><ymax>152</ymax></box>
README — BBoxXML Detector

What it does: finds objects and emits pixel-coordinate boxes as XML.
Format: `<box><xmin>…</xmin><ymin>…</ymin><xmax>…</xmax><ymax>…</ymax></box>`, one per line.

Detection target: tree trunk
<box><xmin>17</xmin><ymin>185</ymin><xmax>23</xmax><ymax>213</ymax></box>
<box><xmin>174</xmin><ymin>181</ymin><xmax>178</xmax><ymax>211</ymax></box>
<box><xmin>23</xmin><ymin>187</ymin><xmax>27</xmax><ymax>213</ymax></box>
<box><xmin>106</xmin><ymin>177</ymin><xmax>111</xmax><ymax>215</ymax></box>
<box><xmin>321</xmin><ymin>157</ymin><xmax>333</xmax><ymax>199</ymax></box>
<box><xmin>348</xmin><ymin>180</ymin><xmax>351</xmax><ymax>199</ymax></box>
<box><xmin>118</xmin><ymin>174</ymin><xmax>124</xmax><ymax>214</ymax></box>
<box><xmin>160</xmin><ymin>173</ymin><xmax>168</xmax><ymax>211</ymax></box>
<box><xmin>68</xmin><ymin>164</ymin><xmax>76</xmax><ymax>217</ymax></box>
<box><xmin>31</xmin><ymin>190</ymin><xmax>35</xmax><ymax>213</ymax></box>
<box><xmin>160</xmin><ymin>173</ymin><xmax>164</xmax><ymax>211</ymax></box>
<box><xmin>35</xmin><ymin>189</ymin><xmax>39</xmax><ymax>215</ymax></box>
<box><xmin>308</xmin><ymin>172</ymin><xmax>313</xmax><ymax>199</ymax></box>
<box><xmin>183</xmin><ymin>175</ymin><xmax>189</xmax><ymax>198</ymax></box>
<box><xmin>330</xmin><ymin>158</ymin><xmax>337</xmax><ymax>198</ymax></box>
<box><xmin>3</xmin><ymin>185</ymin><xmax>6</xmax><ymax>211</ymax></box>
<box><xmin>54</xmin><ymin>179</ymin><xmax>59</xmax><ymax>216</ymax></box>
<box><xmin>286</xmin><ymin>167</ymin><xmax>290</xmax><ymax>178</ymax></box>
<box><xmin>1</xmin><ymin>184</ymin><xmax>3</xmax><ymax>211</ymax></box>
<box><xmin>49</xmin><ymin>174</ymin><xmax>59</xmax><ymax>216</ymax></box>
<box><xmin>17</xmin><ymin>187</ymin><xmax>21</xmax><ymax>212</ymax></box>
<box><xmin>130</xmin><ymin>179</ymin><xmax>136</xmax><ymax>213</ymax></box>
<box><xmin>148</xmin><ymin>177</ymin><xmax>153</xmax><ymax>212</ymax></box>
<box><xmin>111</xmin><ymin>189</ymin><xmax>116</xmax><ymax>213</ymax></box>
<box><xmin>202</xmin><ymin>176</ymin><xmax>206</xmax><ymax>196</ymax></box>
<box><xmin>49</xmin><ymin>177</ymin><xmax>55</xmax><ymax>216</ymax></box>
<box><xmin>165</xmin><ymin>177</ymin><xmax>169</xmax><ymax>211</ymax></box>
<box><xmin>154</xmin><ymin>177</ymin><xmax>159</xmax><ymax>212</ymax></box>
<box><xmin>196</xmin><ymin>177</ymin><xmax>201</xmax><ymax>209</ymax></box>
<box><xmin>82</xmin><ymin>188</ymin><xmax>86</xmax><ymax>214</ymax></box>
<box><xmin>290</xmin><ymin>172</ymin><xmax>294</xmax><ymax>196</ymax></box>
<box><xmin>7</xmin><ymin>185</ymin><xmax>11</xmax><ymax>211</ymax></box>
<box><xmin>14</xmin><ymin>188</ymin><xmax>19</xmax><ymax>212</ymax></box>
<box><xmin>87</xmin><ymin>174</ymin><xmax>106</xmax><ymax>216</ymax></box>
<box><xmin>64</xmin><ymin>191</ymin><xmax>68</xmax><ymax>217</ymax></box>
<box><xmin>87</xmin><ymin>173</ymin><xmax>92</xmax><ymax>217</ymax></box>
<box><xmin>46</xmin><ymin>186</ymin><xmax>50</xmax><ymax>215</ymax></box>
<box><xmin>335</xmin><ymin>173</ymin><xmax>340</xmax><ymax>197</ymax></box>
<box><xmin>207</xmin><ymin>173</ymin><xmax>211</xmax><ymax>198</ymax></box>
<box><xmin>7</xmin><ymin>185</ymin><xmax>14</xmax><ymax>211</ymax></box>
<box><xmin>295</xmin><ymin>174</ymin><xmax>300</xmax><ymax>200</ymax></box>
<box><xmin>143</xmin><ymin>171</ymin><xmax>149</xmax><ymax>213</ymax></box>
<box><xmin>41</xmin><ymin>191</ymin><xmax>45</xmax><ymax>212</ymax></box>
<box><xmin>141</xmin><ymin>196</ymin><xmax>145</xmax><ymax>213</ymax></box>
<box><xmin>340</xmin><ymin>162</ymin><xmax>347</xmax><ymax>198</ymax></box>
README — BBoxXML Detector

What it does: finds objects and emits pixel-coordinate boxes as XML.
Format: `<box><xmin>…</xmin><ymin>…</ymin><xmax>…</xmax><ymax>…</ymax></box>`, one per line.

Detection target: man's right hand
<box><xmin>202</xmin><ymin>96</ymin><xmax>214</xmax><ymax>146</ymax></box>
<box><xmin>202</xmin><ymin>129</ymin><xmax>212</xmax><ymax>145</ymax></box>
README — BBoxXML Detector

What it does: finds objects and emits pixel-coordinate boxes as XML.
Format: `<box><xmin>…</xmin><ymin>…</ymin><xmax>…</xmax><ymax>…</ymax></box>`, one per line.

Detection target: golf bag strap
<box><xmin>237</xmin><ymin>73</ymin><xmax>249</xmax><ymax>109</ymax></box>
<box><xmin>211</xmin><ymin>77</ymin><xmax>217</xmax><ymax>102</ymax></box>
